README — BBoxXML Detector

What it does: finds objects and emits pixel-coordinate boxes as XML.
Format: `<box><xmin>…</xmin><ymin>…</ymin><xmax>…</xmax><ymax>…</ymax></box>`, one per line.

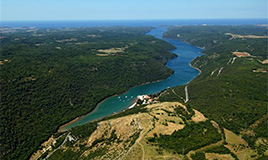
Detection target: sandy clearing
<box><xmin>148</xmin><ymin>121</ymin><xmax>184</xmax><ymax>137</ymax></box>
<box><xmin>146</xmin><ymin>102</ymin><xmax>186</xmax><ymax>137</ymax></box>
<box><xmin>253</xmin><ymin>68</ymin><xmax>267</xmax><ymax>73</ymax></box>
<box><xmin>262</xmin><ymin>59</ymin><xmax>268</xmax><ymax>64</ymax></box>
<box><xmin>191</xmin><ymin>109</ymin><xmax>207</xmax><ymax>122</ymax></box>
<box><xmin>224</xmin><ymin>128</ymin><xmax>248</xmax><ymax>146</ymax></box>
<box><xmin>0</xmin><ymin>59</ymin><xmax>11</xmax><ymax>65</ymax></box>
<box><xmin>146</xmin><ymin>102</ymin><xmax>190</xmax><ymax>115</ymax></box>
<box><xmin>205</xmin><ymin>153</ymin><xmax>235</xmax><ymax>160</ymax></box>
<box><xmin>225</xmin><ymin>33</ymin><xmax>268</xmax><ymax>39</ymax></box>
<box><xmin>96</xmin><ymin>53</ymin><xmax>109</xmax><ymax>56</ymax></box>
<box><xmin>86</xmin><ymin>114</ymin><xmax>141</xmax><ymax>148</ymax></box>
<box><xmin>224</xmin><ymin>128</ymin><xmax>257</xmax><ymax>160</ymax></box>
<box><xmin>233</xmin><ymin>52</ymin><xmax>251</xmax><ymax>57</ymax></box>
<box><xmin>98</xmin><ymin>48</ymin><xmax>125</xmax><ymax>54</ymax></box>
<box><xmin>81</xmin><ymin>113</ymin><xmax>147</xmax><ymax>159</ymax></box>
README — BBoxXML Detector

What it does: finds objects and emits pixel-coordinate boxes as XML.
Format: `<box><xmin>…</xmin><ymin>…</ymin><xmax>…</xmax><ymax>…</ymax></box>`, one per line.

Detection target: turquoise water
<box><xmin>60</xmin><ymin>27</ymin><xmax>203</xmax><ymax>131</ymax></box>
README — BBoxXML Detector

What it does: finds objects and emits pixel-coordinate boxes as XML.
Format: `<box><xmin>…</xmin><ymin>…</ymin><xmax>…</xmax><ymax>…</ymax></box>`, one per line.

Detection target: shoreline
<box><xmin>128</xmin><ymin>98</ymin><xmax>138</xmax><ymax>109</ymax></box>
<box><xmin>189</xmin><ymin>61</ymin><xmax>202</xmax><ymax>75</ymax></box>
<box><xmin>165</xmin><ymin>37</ymin><xmax>203</xmax><ymax>75</ymax></box>
<box><xmin>58</xmin><ymin>117</ymin><xmax>80</xmax><ymax>132</ymax></box>
<box><xmin>163</xmin><ymin>36</ymin><xmax>205</xmax><ymax>50</ymax></box>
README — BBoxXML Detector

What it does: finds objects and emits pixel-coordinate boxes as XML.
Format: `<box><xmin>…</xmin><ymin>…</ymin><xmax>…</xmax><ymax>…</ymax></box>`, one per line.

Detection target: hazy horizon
<box><xmin>1</xmin><ymin>18</ymin><xmax>268</xmax><ymax>22</ymax></box>
<box><xmin>1</xmin><ymin>0</ymin><xmax>267</xmax><ymax>21</ymax></box>
<box><xmin>1</xmin><ymin>19</ymin><xmax>267</xmax><ymax>28</ymax></box>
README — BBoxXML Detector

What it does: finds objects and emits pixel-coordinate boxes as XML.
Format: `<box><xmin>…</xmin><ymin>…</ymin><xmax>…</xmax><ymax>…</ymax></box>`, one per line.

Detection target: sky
<box><xmin>1</xmin><ymin>0</ymin><xmax>267</xmax><ymax>21</ymax></box>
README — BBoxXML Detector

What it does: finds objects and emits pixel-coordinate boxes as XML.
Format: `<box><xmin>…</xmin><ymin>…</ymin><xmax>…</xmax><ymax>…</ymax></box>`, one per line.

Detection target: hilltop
<box><xmin>31</xmin><ymin>101</ymin><xmax>263</xmax><ymax>160</ymax></box>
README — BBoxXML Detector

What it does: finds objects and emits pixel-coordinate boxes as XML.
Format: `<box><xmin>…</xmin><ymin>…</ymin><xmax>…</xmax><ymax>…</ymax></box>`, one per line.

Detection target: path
<box><xmin>137</xmin><ymin>141</ymin><xmax>145</xmax><ymax>160</ymax></box>
<box><xmin>231</xmin><ymin>57</ymin><xmax>237</xmax><ymax>64</ymax></box>
<box><xmin>120</xmin><ymin>115</ymin><xmax>154</xmax><ymax>160</ymax></box>
<box><xmin>186</xmin><ymin>140</ymin><xmax>224</xmax><ymax>160</ymax></box>
<box><xmin>44</xmin><ymin>132</ymin><xmax>74</xmax><ymax>159</ymax></box>
<box><xmin>154</xmin><ymin>155</ymin><xmax>180</xmax><ymax>159</ymax></box>
<box><xmin>185</xmin><ymin>86</ymin><xmax>189</xmax><ymax>103</ymax></box>
<box><xmin>227</xmin><ymin>58</ymin><xmax>232</xmax><ymax>65</ymax></box>
<box><xmin>171</xmin><ymin>89</ymin><xmax>184</xmax><ymax>101</ymax></box>
<box><xmin>217</xmin><ymin>67</ymin><xmax>224</xmax><ymax>76</ymax></box>
<box><xmin>210</xmin><ymin>68</ymin><xmax>218</xmax><ymax>76</ymax></box>
<box><xmin>186</xmin><ymin>121</ymin><xmax>225</xmax><ymax>160</ymax></box>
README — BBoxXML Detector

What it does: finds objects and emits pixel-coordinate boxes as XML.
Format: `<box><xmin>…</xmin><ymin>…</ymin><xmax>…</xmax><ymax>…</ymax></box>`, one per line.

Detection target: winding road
<box><xmin>185</xmin><ymin>86</ymin><xmax>189</xmax><ymax>103</ymax></box>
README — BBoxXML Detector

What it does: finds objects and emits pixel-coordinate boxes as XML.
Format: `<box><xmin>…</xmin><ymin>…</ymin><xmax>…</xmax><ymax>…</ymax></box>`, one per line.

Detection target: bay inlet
<box><xmin>59</xmin><ymin>27</ymin><xmax>203</xmax><ymax>132</ymax></box>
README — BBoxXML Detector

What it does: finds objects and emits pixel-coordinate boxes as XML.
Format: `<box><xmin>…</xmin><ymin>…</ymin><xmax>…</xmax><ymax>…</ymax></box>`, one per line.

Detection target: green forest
<box><xmin>0</xmin><ymin>27</ymin><xmax>176</xmax><ymax>160</ymax></box>
<box><xmin>160</xmin><ymin>25</ymin><xmax>268</xmax><ymax>158</ymax></box>
<box><xmin>149</xmin><ymin>121</ymin><xmax>222</xmax><ymax>154</ymax></box>
<box><xmin>164</xmin><ymin>25</ymin><xmax>267</xmax><ymax>58</ymax></box>
<box><xmin>1</xmin><ymin>25</ymin><xmax>267</xmax><ymax>160</ymax></box>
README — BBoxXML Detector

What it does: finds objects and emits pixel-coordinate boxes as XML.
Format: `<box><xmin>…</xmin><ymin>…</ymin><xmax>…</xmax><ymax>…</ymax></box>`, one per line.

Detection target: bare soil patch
<box><xmin>98</xmin><ymin>48</ymin><xmax>125</xmax><ymax>54</ymax></box>
<box><xmin>261</xmin><ymin>59</ymin><xmax>268</xmax><ymax>64</ymax></box>
<box><xmin>253</xmin><ymin>68</ymin><xmax>267</xmax><ymax>73</ymax></box>
<box><xmin>225</xmin><ymin>33</ymin><xmax>268</xmax><ymax>39</ymax></box>
<box><xmin>191</xmin><ymin>109</ymin><xmax>207</xmax><ymax>122</ymax></box>
<box><xmin>233</xmin><ymin>52</ymin><xmax>251</xmax><ymax>57</ymax></box>
<box><xmin>224</xmin><ymin>128</ymin><xmax>257</xmax><ymax>160</ymax></box>
<box><xmin>205</xmin><ymin>153</ymin><xmax>235</xmax><ymax>160</ymax></box>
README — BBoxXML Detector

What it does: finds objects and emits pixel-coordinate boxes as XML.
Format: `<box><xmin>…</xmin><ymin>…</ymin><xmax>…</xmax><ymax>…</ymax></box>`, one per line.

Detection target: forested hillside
<box><xmin>164</xmin><ymin>25</ymin><xmax>267</xmax><ymax>58</ymax></box>
<box><xmin>159</xmin><ymin>25</ymin><xmax>268</xmax><ymax>159</ymax></box>
<box><xmin>27</xmin><ymin>25</ymin><xmax>267</xmax><ymax>160</ymax></box>
<box><xmin>0</xmin><ymin>27</ymin><xmax>176</xmax><ymax>160</ymax></box>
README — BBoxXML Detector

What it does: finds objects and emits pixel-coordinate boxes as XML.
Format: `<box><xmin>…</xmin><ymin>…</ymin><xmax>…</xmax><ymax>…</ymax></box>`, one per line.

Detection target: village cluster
<box><xmin>136</xmin><ymin>95</ymin><xmax>158</xmax><ymax>105</ymax></box>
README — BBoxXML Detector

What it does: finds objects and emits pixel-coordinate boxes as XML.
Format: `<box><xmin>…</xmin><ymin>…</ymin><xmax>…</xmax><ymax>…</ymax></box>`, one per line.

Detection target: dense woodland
<box><xmin>44</xmin><ymin>25</ymin><xmax>268</xmax><ymax>159</ymax></box>
<box><xmin>0</xmin><ymin>27</ymin><xmax>176</xmax><ymax>160</ymax></box>
<box><xmin>160</xmin><ymin>25</ymin><xmax>268</xmax><ymax>158</ymax></box>
<box><xmin>148</xmin><ymin>120</ymin><xmax>221</xmax><ymax>154</ymax></box>
<box><xmin>1</xmin><ymin>25</ymin><xmax>267</xmax><ymax>160</ymax></box>
<box><xmin>164</xmin><ymin>25</ymin><xmax>267</xmax><ymax>58</ymax></box>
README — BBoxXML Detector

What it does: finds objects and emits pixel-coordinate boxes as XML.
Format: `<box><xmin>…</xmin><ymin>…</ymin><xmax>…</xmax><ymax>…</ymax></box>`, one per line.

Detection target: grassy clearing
<box><xmin>224</xmin><ymin>128</ymin><xmax>258</xmax><ymax>160</ymax></box>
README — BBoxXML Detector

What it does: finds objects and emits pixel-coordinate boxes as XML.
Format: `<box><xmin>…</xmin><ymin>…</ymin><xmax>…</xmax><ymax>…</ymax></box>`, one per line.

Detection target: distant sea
<box><xmin>0</xmin><ymin>19</ymin><xmax>267</xmax><ymax>28</ymax></box>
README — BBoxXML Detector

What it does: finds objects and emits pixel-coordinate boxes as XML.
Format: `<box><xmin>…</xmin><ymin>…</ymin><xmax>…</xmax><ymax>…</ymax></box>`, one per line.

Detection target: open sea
<box><xmin>1</xmin><ymin>19</ymin><xmax>267</xmax><ymax>28</ymax></box>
